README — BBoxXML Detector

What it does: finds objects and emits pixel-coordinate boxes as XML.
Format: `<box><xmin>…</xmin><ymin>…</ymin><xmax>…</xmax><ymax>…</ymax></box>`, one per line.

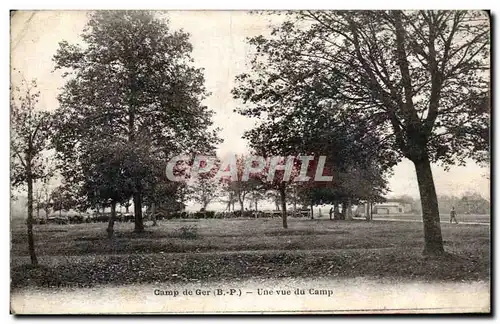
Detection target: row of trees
<box><xmin>187</xmin><ymin>154</ymin><xmax>388</xmax><ymax>227</ymax></box>
<box><xmin>13</xmin><ymin>11</ymin><xmax>384</xmax><ymax>265</ymax></box>
<box><xmin>11</xmin><ymin>10</ymin><xmax>490</xmax><ymax>266</ymax></box>
<box><xmin>438</xmin><ymin>192</ymin><xmax>490</xmax><ymax>215</ymax></box>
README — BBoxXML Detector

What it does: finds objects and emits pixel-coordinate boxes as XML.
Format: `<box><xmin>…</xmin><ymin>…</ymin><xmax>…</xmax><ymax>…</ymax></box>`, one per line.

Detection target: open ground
<box><xmin>11</xmin><ymin>217</ymin><xmax>490</xmax><ymax>290</ymax></box>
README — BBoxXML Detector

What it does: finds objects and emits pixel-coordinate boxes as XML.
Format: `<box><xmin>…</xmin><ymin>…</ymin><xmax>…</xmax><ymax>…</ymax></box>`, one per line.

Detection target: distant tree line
<box><xmin>390</xmin><ymin>193</ymin><xmax>490</xmax><ymax>215</ymax></box>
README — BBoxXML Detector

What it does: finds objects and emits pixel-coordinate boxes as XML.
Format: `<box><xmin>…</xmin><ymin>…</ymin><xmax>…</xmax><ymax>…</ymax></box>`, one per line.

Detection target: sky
<box><xmin>10</xmin><ymin>10</ymin><xmax>490</xmax><ymax>210</ymax></box>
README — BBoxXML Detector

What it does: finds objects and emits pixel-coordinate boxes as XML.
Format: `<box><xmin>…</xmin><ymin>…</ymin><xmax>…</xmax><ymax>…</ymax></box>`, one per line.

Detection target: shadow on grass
<box><xmin>11</xmin><ymin>248</ymin><xmax>489</xmax><ymax>290</ymax></box>
<box><xmin>264</xmin><ymin>229</ymin><xmax>349</xmax><ymax>236</ymax></box>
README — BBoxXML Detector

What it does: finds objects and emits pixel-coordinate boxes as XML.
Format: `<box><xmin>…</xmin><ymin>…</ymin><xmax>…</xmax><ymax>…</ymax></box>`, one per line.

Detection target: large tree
<box><xmin>52</xmin><ymin>11</ymin><xmax>220</xmax><ymax>232</ymax></box>
<box><xmin>10</xmin><ymin>76</ymin><xmax>53</xmax><ymax>265</ymax></box>
<box><xmin>233</xmin><ymin>10</ymin><xmax>489</xmax><ymax>255</ymax></box>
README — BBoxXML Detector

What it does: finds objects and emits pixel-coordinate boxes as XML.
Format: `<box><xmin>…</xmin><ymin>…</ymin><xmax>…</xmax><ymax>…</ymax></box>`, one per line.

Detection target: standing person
<box><xmin>329</xmin><ymin>207</ymin><xmax>334</xmax><ymax>220</ymax></box>
<box><xmin>450</xmin><ymin>207</ymin><xmax>459</xmax><ymax>224</ymax></box>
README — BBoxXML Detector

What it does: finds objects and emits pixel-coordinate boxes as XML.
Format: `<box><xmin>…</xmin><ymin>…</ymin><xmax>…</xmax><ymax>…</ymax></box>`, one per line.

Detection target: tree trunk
<box><xmin>346</xmin><ymin>199</ymin><xmax>353</xmax><ymax>220</ymax></box>
<box><xmin>292</xmin><ymin>187</ymin><xmax>297</xmax><ymax>215</ymax></box>
<box><xmin>310</xmin><ymin>201</ymin><xmax>314</xmax><ymax>219</ymax></box>
<box><xmin>26</xmin><ymin>171</ymin><xmax>38</xmax><ymax>266</ymax></box>
<box><xmin>340</xmin><ymin>201</ymin><xmax>347</xmax><ymax>220</ymax></box>
<box><xmin>254</xmin><ymin>199</ymin><xmax>258</xmax><ymax>211</ymax></box>
<box><xmin>151</xmin><ymin>202</ymin><xmax>157</xmax><ymax>226</ymax></box>
<box><xmin>365</xmin><ymin>201</ymin><xmax>371</xmax><ymax>221</ymax></box>
<box><xmin>239</xmin><ymin>197</ymin><xmax>244</xmax><ymax>212</ymax></box>
<box><xmin>335</xmin><ymin>203</ymin><xmax>343</xmax><ymax>220</ymax></box>
<box><xmin>128</xmin><ymin>86</ymin><xmax>143</xmax><ymax>232</ymax></box>
<box><xmin>106</xmin><ymin>200</ymin><xmax>117</xmax><ymax>238</ymax></box>
<box><xmin>133</xmin><ymin>192</ymin><xmax>144</xmax><ymax>233</ymax></box>
<box><xmin>414</xmin><ymin>156</ymin><xmax>444</xmax><ymax>255</ymax></box>
<box><xmin>278</xmin><ymin>185</ymin><xmax>288</xmax><ymax>229</ymax></box>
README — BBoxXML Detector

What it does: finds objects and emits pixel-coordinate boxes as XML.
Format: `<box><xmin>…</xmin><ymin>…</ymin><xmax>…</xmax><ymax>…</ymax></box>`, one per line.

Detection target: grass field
<box><xmin>10</xmin><ymin>218</ymin><xmax>490</xmax><ymax>290</ymax></box>
<box><xmin>372</xmin><ymin>213</ymin><xmax>490</xmax><ymax>223</ymax></box>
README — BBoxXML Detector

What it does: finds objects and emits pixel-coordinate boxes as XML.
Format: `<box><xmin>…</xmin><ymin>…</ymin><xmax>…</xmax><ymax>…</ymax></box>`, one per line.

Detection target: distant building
<box><xmin>372</xmin><ymin>202</ymin><xmax>412</xmax><ymax>214</ymax></box>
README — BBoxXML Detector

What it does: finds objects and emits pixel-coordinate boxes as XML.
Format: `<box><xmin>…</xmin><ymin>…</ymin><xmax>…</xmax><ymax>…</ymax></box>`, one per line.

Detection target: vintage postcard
<box><xmin>10</xmin><ymin>10</ymin><xmax>490</xmax><ymax>314</ymax></box>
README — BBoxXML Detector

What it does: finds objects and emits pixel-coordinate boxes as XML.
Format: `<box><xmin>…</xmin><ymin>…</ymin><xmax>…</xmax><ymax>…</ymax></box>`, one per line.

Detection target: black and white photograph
<box><xmin>9</xmin><ymin>9</ymin><xmax>491</xmax><ymax>314</ymax></box>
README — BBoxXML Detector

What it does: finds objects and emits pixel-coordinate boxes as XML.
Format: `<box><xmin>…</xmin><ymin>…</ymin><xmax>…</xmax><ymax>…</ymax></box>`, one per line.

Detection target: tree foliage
<box><xmin>235</xmin><ymin>10</ymin><xmax>489</xmax><ymax>166</ymax></box>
